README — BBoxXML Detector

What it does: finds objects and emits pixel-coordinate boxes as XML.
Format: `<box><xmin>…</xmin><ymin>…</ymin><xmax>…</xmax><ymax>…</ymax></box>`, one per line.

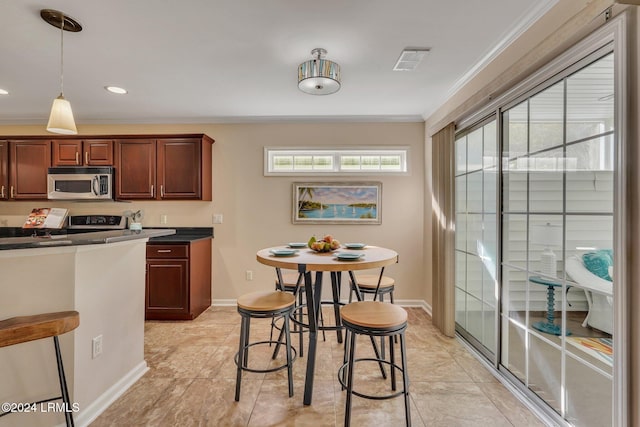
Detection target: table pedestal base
<box><xmin>532</xmin><ymin>284</ymin><xmax>571</xmax><ymax>336</ymax></box>
<box><xmin>532</xmin><ymin>321</ymin><xmax>570</xmax><ymax>336</ymax></box>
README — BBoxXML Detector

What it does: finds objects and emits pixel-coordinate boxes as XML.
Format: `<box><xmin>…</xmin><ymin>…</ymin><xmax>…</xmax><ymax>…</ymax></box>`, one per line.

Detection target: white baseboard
<box><xmin>71</xmin><ymin>361</ymin><xmax>149</xmax><ymax>427</ymax></box>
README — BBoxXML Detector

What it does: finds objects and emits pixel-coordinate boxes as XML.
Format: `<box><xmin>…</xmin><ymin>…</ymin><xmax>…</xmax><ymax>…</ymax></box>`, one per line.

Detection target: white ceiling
<box><xmin>0</xmin><ymin>0</ymin><xmax>557</xmax><ymax>125</ymax></box>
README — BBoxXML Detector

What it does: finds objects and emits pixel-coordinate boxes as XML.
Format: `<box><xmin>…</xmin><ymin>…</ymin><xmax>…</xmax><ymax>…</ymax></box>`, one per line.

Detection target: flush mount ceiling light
<box><xmin>298</xmin><ymin>48</ymin><xmax>341</xmax><ymax>95</ymax></box>
<box><xmin>393</xmin><ymin>48</ymin><xmax>430</xmax><ymax>71</ymax></box>
<box><xmin>105</xmin><ymin>86</ymin><xmax>128</xmax><ymax>95</ymax></box>
<box><xmin>0</xmin><ymin>89</ymin><xmax>8</xmax><ymax>95</ymax></box>
<box><xmin>41</xmin><ymin>9</ymin><xmax>82</xmax><ymax>135</ymax></box>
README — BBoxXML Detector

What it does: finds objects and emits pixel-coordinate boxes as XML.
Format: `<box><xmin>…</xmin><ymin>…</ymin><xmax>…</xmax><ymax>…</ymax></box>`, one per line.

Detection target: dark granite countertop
<box><xmin>148</xmin><ymin>227</ymin><xmax>213</xmax><ymax>243</ymax></box>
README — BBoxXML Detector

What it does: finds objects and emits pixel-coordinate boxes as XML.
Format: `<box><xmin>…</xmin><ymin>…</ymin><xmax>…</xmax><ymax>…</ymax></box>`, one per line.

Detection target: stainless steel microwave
<box><xmin>47</xmin><ymin>167</ymin><xmax>113</xmax><ymax>200</ymax></box>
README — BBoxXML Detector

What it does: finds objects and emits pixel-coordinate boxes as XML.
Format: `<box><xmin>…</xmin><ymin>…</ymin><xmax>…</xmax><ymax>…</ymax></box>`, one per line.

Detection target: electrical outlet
<box><xmin>246</xmin><ymin>270</ymin><xmax>253</xmax><ymax>281</ymax></box>
<box><xmin>92</xmin><ymin>335</ymin><xmax>103</xmax><ymax>359</ymax></box>
<box><xmin>160</xmin><ymin>214</ymin><xmax>168</xmax><ymax>224</ymax></box>
<box><xmin>213</xmin><ymin>214</ymin><xmax>223</xmax><ymax>224</ymax></box>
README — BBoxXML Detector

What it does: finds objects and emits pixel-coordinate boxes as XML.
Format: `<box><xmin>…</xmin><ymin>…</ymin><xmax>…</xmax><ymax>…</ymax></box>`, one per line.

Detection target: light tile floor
<box><xmin>91</xmin><ymin>306</ymin><xmax>545</xmax><ymax>426</ymax></box>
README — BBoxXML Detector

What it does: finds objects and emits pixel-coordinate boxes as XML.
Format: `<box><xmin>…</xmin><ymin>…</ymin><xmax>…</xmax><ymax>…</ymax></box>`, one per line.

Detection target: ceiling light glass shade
<box><xmin>298</xmin><ymin>48</ymin><xmax>341</xmax><ymax>95</ymax></box>
<box><xmin>47</xmin><ymin>94</ymin><xmax>77</xmax><ymax>135</ymax></box>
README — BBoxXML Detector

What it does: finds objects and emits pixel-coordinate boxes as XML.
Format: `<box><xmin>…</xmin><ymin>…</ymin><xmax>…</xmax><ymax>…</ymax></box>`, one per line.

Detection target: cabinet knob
<box><xmin>160</xmin><ymin>185</ymin><xmax>164</xmax><ymax>198</ymax></box>
<box><xmin>151</xmin><ymin>184</ymin><xmax>154</xmax><ymax>197</ymax></box>
<box><xmin>75</xmin><ymin>151</ymin><xmax>79</xmax><ymax>165</ymax></box>
<box><xmin>10</xmin><ymin>186</ymin><xmax>14</xmax><ymax>199</ymax></box>
<box><xmin>85</xmin><ymin>151</ymin><xmax>89</xmax><ymax>165</ymax></box>
<box><xmin>0</xmin><ymin>185</ymin><xmax>4</xmax><ymax>198</ymax></box>
<box><xmin>157</xmin><ymin>249</ymin><xmax>172</xmax><ymax>253</ymax></box>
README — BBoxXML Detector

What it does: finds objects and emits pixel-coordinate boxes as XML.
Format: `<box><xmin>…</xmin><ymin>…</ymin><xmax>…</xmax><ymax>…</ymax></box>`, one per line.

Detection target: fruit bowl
<box><xmin>308</xmin><ymin>235</ymin><xmax>341</xmax><ymax>253</ymax></box>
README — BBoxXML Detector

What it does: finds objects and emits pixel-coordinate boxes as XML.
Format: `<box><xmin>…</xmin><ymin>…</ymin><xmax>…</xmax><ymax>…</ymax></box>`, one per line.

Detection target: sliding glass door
<box><xmin>455</xmin><ymin>48</ymin><xmax>615</xmax><ymax>426</ymax></box>
<box><xmin>454</xmin><ymin>118</ymin><xmax>498</xmax><ymax>360</ymax></box>
<box><xmin>501</xmin><ymin>51</ymin><xmax>614</xmax><ymax>426</ymax></box>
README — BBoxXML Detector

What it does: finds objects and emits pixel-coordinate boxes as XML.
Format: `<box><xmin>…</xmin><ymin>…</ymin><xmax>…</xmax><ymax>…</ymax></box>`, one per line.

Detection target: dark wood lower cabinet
<box><xmin>145</xmin><ymin>239</ymin><xmax>212</xmax><ymax>320</ymax></box>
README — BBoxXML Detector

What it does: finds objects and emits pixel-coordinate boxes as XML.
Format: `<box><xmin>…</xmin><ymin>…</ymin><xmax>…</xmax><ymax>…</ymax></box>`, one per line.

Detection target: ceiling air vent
<box><xmin>393</xmin><ymin>48</ymin><xmax>430</xmax><ymax>71</ymax></box>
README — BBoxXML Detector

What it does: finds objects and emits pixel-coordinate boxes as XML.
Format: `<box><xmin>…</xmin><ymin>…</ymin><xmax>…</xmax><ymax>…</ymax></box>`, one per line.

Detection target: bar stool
<box><xmin>0</xmin><ymin>311</ymin><xmax>80</xmax><ymax>427</ymax></box>
<box><xmin>338</xmin><ymin>301</ymin><xmax>410</xmax><ymax>427</ymax></box>
<box><xmin>349</xmin><ymin>274</ymin><xmax>396</xmax><ymax>303</ymax></box>
<box><xmin>235</xmin><ymin>291</ymin><xmax>296</xmax><ymax>401</ymax></box>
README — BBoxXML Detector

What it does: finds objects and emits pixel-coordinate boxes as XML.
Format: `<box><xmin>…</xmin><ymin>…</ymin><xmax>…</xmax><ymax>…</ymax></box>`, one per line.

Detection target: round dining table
<box><xmin>256</xmin><ymin>245</ymin><xmax>398</xmax><ymax>405</ymax></box>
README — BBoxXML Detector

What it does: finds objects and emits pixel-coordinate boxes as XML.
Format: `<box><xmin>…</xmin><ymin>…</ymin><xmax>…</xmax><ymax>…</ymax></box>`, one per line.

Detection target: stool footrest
<box><xmin>337</xmin><ymin>358</ymin><xmax>406</xmax><ymax>400</ymax></box>
<box><xmin>235</xmin><ymin>340</ymin><xmax>297</xmax><ymax>374</ymax></box>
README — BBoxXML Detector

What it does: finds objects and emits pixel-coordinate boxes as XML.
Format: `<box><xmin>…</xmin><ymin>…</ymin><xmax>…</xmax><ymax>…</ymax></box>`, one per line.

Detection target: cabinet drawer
<box><xmin>146</xmin><ymin>244</ymin><xmax>188</xmax><ymax>258</ymax></box>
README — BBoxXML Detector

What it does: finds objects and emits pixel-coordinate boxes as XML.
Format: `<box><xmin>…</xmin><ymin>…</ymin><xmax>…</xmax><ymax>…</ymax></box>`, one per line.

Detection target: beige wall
<box><xmin>0</xmin><ymin>121</ymin><xmax>426</xmax><ymax>303</ymax></box>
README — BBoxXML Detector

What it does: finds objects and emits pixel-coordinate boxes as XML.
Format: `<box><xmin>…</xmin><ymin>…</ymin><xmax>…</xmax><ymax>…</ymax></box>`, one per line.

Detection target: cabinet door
<box><xmin>157</xmin><ymin>138</ymin><xmax>201</xmax><ymax>199</ymax></box>
<box><xmin>146</xmin><ymin>259</ymin><xmax>189</xmax><ymax>317</ymax></box>
<box><xmin>9</xmin><ymin>140</ymin><xmax>51</xmax><ymax>199</ymax></box>
<box><xmin>0</xmin><ymin>141</ymin><xmax>7</xmax><ymax>200</ymax></box>
<box><xmin>84</xmin><ymin>139</ymin><xmax>113</xmax><ymax>165</ymax></box>
<box><xmin>52</xmin><ymin>140</ymin><xmax>82</xmax><ymax>166</ymax></box>
<box><xmin>115</xmin><ymin>139</ymin><xmax>156</xmax><ymax>199</ymax></box>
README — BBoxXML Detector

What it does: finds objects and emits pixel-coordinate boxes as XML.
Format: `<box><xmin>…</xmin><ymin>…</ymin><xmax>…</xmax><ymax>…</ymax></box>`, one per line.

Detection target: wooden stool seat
<box><xmin>237</xmin><ymin>291</ymin><xmax>295</xmax><ymax>312</ymax></box>
<box><xmin>355</xmin><ymin>274</ymin><xmax>395</xmax><ymax>290</ymax></box>
<box><xmin>0</xmin><ymin>311</ymin><xmax>79</xmax><ymax>348</ymax></box>
<box><xmin>341</xmin><ymin>301</ymin><xmax>407</xmax><ymax>329</ymax></box>
<box><xmin>0</xmin><ymin>311</ymin><xmax>79</xmax><ymax>427</ymax></box>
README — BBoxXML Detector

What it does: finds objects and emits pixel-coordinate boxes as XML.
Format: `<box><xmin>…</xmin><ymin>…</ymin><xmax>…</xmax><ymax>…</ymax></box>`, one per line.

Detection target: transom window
<box><xmin>265</xmin><ymin>148</ymin><xmax>408</xmax><ymax>175</ymax></box>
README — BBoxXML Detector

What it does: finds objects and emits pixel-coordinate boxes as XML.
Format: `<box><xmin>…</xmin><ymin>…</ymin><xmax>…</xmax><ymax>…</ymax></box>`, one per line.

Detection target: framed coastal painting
<box><xmin>292</xmin><ymin>182</ymin><xmax>382</xmax><ymax>224</ymax></box>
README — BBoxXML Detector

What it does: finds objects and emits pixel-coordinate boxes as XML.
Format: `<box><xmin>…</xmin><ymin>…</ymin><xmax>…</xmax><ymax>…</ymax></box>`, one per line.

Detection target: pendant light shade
<box><xmin>41</xmin><ymin>9</ymin><xmax>82</xmax><ymax>135</ymax></box>
<box><xmin>298</xmin><ymin>48</ymin><xmax>341</xmax><ymax>95</ymax></box>
<box><xmin>47</xmin><ymin>94</ymin><xmax>77</xmax><ymax>135</ymax></box>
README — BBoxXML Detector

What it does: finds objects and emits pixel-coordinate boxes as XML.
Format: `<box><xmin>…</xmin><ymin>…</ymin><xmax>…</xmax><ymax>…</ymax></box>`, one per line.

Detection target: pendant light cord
<box><xmin>59</xmin><ymin>12</ymin><xmax>64</xmax><ymax>96</ymax></box>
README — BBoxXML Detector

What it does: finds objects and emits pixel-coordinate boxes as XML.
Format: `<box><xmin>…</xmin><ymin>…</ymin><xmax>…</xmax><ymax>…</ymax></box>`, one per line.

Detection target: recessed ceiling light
<box><xmin>0</xmin><ymin>88</ymin><xmax>9</xmax><ymax>95</ymax></box>
<box><xmin>393</xmin><ymin>48</ymin><xmax>430</xmax><ymax>71</ymax></box>
<box><xmin>104</xmin><ymin>86</ymin><xmax>128</xmax><ymax>94</ymax></box>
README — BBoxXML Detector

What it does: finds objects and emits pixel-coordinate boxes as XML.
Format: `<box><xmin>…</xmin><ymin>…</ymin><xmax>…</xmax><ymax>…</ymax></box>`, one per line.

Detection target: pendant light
<box><xmin>41</xmin><ymin>9</ymin><xmax>82</xmax><ymax>135</ymax></box>
<box><xmin>298</xmin><ymin>48</ymin><xmax>341</xmax><ymax>95</ymax></box>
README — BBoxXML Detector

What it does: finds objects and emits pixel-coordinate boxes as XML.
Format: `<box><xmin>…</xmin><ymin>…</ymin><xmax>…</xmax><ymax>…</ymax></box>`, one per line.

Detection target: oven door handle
<box><xmin>92</xmin><ymin>175</ymin><xmax>100</xmax><ymax>195</ymax></box>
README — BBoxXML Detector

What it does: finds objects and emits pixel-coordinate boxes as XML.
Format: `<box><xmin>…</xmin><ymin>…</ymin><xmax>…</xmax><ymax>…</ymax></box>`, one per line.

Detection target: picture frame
<box><xmin>292</xmin><ymin>182</ymin><xmax>382</xmax><ymax>224</ymax></box>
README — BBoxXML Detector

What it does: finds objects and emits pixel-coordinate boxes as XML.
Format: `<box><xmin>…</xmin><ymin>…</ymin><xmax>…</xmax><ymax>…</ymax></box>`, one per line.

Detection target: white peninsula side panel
<box><xmin>0</xmin><ymin>239</ymin><xmax>148</xmax><ymax>427</ymax></box>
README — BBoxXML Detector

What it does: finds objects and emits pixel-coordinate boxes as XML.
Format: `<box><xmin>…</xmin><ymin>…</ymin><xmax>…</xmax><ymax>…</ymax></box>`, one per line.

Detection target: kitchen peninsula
<box><xmin>0</xmin><ymin>228</ymin><xmax>174</xmax><ymax>427</ymax></box>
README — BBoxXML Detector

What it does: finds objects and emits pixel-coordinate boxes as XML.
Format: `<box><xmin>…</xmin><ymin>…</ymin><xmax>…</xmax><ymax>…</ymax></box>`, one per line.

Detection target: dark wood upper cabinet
<box><xmin>0</xmin><ymin>133</ymin><xmax>213</xmax><ymax>201</ymax></box>
<box><xmin>116</xmin><ymin>135</ymin><xmax>212</xmax><ymax>201</ymax></box>
<box><xmin>53</xmin><ymin>139</ymin><xmax>113</xmax><ymax>166</ymax></box>
<box><xmin>157</xmin><ymin>138</ymin><xmax>202</xmax><ymax>199</ymax></box>
<box><xmin>0</xmin><ymin>141</ymin><xmax>7</xmax><ymax>200</ymax></box>
<box><xmin>84</xmin><ymin>140</ymin><xmax>114</xmax><ymax>165</ymax></box>
<box><xmin>115</xmin><ymin>139</ymin><xmax>157</xmax><ymax>200</ymax></box>
<box><xmin>9</xmin><ymin>140</ymin><xmax>51</xmax><ymax>200</ymax></box>
<box><xmin>52</xmin><ymin>140</ymin><xmax>82</xmax><ymax>166</ymax></box>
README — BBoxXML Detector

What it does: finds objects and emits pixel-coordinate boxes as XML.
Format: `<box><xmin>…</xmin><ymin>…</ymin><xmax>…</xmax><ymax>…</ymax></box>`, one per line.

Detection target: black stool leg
<box><xmin>298</xmin><ymin>291</ymin><xmax>304</xmax><ymax>357</ymax></box>
<box><xmin>235</xmin><ymin>316</ymin><xmax>248</xmax><ymax>401</ymax></box>
<box><xmin>344</xmin><ymin>329</ymin><xmax>357</xmax><ymax>427</ymax></box>
<box><xmin>53</xmin><ymin>336</ymin><xmax>74</xmax><ymax>427</ymax></box>
<box><xmin>341</xmin><ymin>329</ymin><xmax>350</xmax><ymax>390</ymax></box>
<box><xmin>400</xmin><ymin>332</ymin><xmax>411</xmax><ymax>426</ymax></box>
<box><xmin>283</xmin><ymin>312</ymin><xmax>294</xmax><ymax>397</ymax></box>
<box><xmin>380</xmin><ymin>294</ymin><xmax>386</xmax><ymax>360</ymax></box>
<box><xmin>331</xmin><ymin>272</ymin><xmax>343</xmax><ymax>344</ymax></box>
<box><xmin>389</xmin><ymin>334</ymin><xmax>396</xmax><ymax>392</ymax></box>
